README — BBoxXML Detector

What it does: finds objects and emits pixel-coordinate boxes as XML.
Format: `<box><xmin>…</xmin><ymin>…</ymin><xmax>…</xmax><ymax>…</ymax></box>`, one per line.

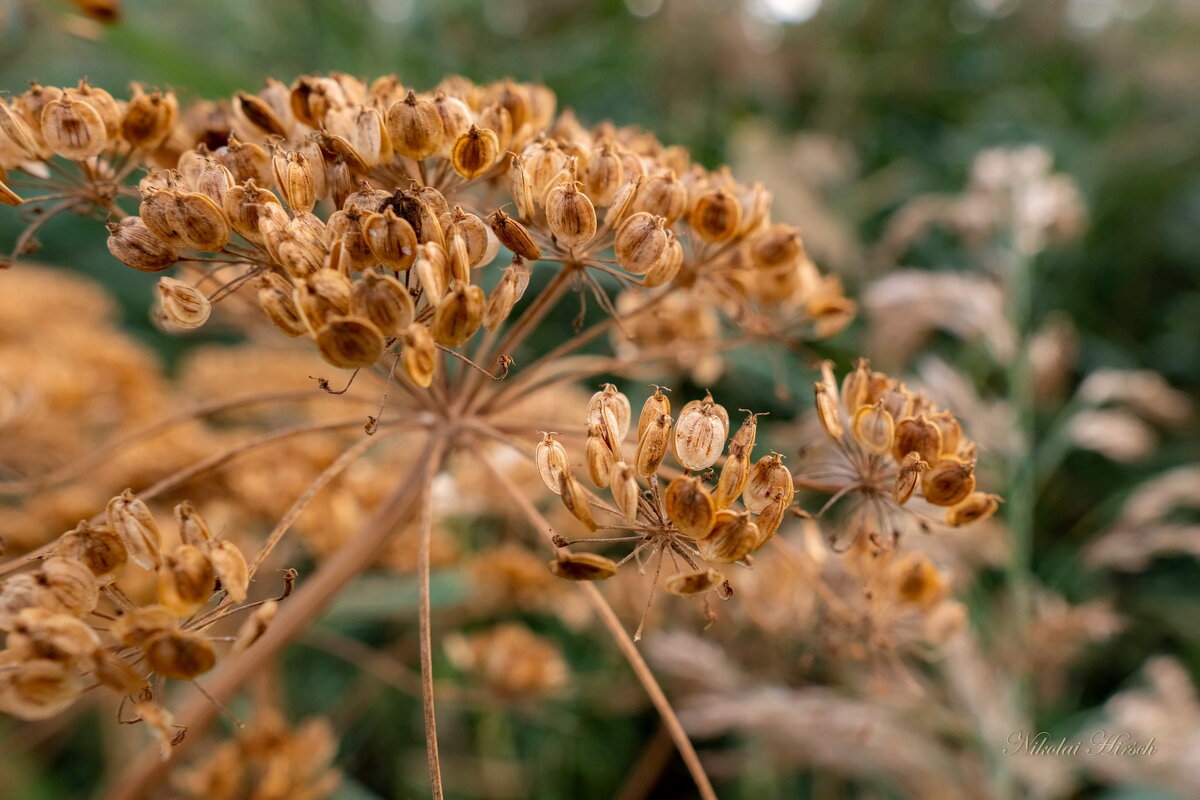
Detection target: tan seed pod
<box><xmin>548</xmin><ymin>551</ymin><xmax>617</xmax><ymax>582</ymax></box>
<box><xmin>641</xmin><ymin>234</ymin><xmax>683</xmax><ymax>288</ymax></box>
<box><xmin>416</xmin><ymin>241</ymin><xmax>451</xmax><ymax>301</ymax></box>
<box><xmin>41</xmin><ymin>96</ymin><xmax>106</xmax><ymax>161</ymax></box>
<box><xmin>433</xmin><ymin>93</ymin><xmax>472</xmax><ymax>154</ymax></box>
<box><xmin>316</xmin><ymin>315</ymin><xmax>386</xmax><ymax>369</ymax></box>
<box><xmin>743</xmin><ymin>453</ymin><xmax>795</xmax><ymax>514</ymax></box>
<box><xmin>921</xmin><ymin>457</ymin><xmax>977</xmax><ymax>507</ymax></box>
<box><xmin>697</xmin><ymin>510</ymin><xmax>759</xmax><ymax>563</ymax></box>
<box><xmin>155</xmin><ymin>277</ymin><xmax>211</xmax><ymax>329</ymax></box>
<box><xmin>728</xmin><ymin>410</ymin><xmax>761</xmax><ymax>458</ymax></box>
<box><xmin>615</xmin><ymin>212</ymin><xmax>669</xmax><ymax>275</ymax></box>
<box><xmin>0</xmin><ymin>100</ymin><xmax>41</xmax><ymax>159</ymax></box>
<box><xmin>488</xmin><ymin>209</ymin><xmax>541</xmax><ymax>261</ymax></box>
<box><xmin>106</xmin><ymin>217</ymin><xmax>178</xmax><ymax>272</ymax></box>
<box><xmin>893</xmin><ymin>451</ymin><xmax>930</xmax><ymax>505</ymax></box>
<box><xmin>55</xmin><ymin>521</ymin><xmax>127</xmax><ymax>585</ymax></box>
<box><xmin>665</xmin><ymin>568</ymin><xmax>724</xmax><ymax>598</ymax></box>
<box><xmin>89</xmin><ymin>648</ymin><xmax>149</xmax><ymax>696</ymax></box>
<box><xmin>664</xmin><ymin>475</ymin><xmax>717</xmax><ymax>539</ymax></box>
<box><xmin>585</xmin><ymin>426</ymin><xmax>616</xmax><ymax>489</ymax></box>
<box><xmin>232</xmin><ymin>599</ymin><xmax>278</xmax><ymax>655</ymax></box>
<box><xmin>38</xmin><ymin>558</ymin><xmax>98</xmax><ymax>618</ymax></box>
<box><xmin>400</xmin><ymin>322</ymin><xmax>437</xmax><ymax>388</ymax></box>
<box><xmin>8</xmin><ymin>607</ymin><xmax>99</xmax><ymax>662</ymax></box>
<box><xmin>524</xmin><ymin>138</ymin><xmax>568</xmax><ymax>198</ymax></box>
<box><xmin>814</xmin><ymin>380</ymin><xmax>844</xmax><ymax>439</ymax></box>
<box><xmin>893</xmin><ymin>554</ymin><xmax>945</xmax><ymax>608</ymax></box>
<box><xmin>209</xmin><ymin>541</ymin><xmax>249</xmax><ymax>603</ymax></box>
<box><xmin>749</xmin><ymin>223</ymin><xmax>803</xmax><ymax>269</ymax></box>
<box><xmin>233</xmin><ymin>90</ymin><xmax>287</xmax><ymax>137</ymax></box>
<box><xmin>121</xmin><ymin>88</ymin><xmax>178</xmax><ymax>149</ymax></box>
<box><xmin>893</xmin><ymin>415</ymin><xmax>943</xmax><ymax>464</ymax></box>
<box><xmin>851</xmin><ymin>401</ymin><xmax>895</xmax><ymax>456</ymax></box>
<box><xmin>110</xmin><ymin>605</ymin><xmax>176</xmax><ymax>649</ymax></box>
<box><xmin>931</xmin><ymin>410</ymin><xmax>964</xmax><ymax>458</ymax></box>
<box><xmin>351</xmin><ymin>272</ymin><xmax>415</xmax><ymax>336</ymax></box>
<box><xmin>0</xmin><ymin>658</ymin><xmax>83</xmax><ymax>720</ymax></box>
<box><xmin>690</xmin><ymin>189</ymin><xmax>741</xmax><ymax>243</ymax></box>
<box><xmin>187</xmin><ymin>156</ymin><xmax>235</xmax><ymax>208</ymax></box>
<box><xmin>585</xmin><ymin>141</ymin><xmax>624</xmax><ymax>206</ymax></box>
<box><xmin>295</xmin><ymin>267</ymin><xmax>352</xmax><ymax>331</ymax></box>
<box><xmin>174</xmin><ymin>501</ymin><xmax>213</xmax><ymax>549</ymax></box>
<box><xmin>157</xmin><ymin>545</ymin><xmax>216</xmax><ymax>617</ymax></box>
<box><xmin>535</xmin><ymin>433</ymin><xmax>570</xmax><ymax>495</ymax></box>
<box><xmin>142</xmin><ymin>188</ymin><xmax>232</xmax><ymax>252</ymax></box>
<box><xmin>674</xmin><ymin>391</ymin><xmax>729</xmax><ymax>471</ymax></box>
<box><xmin>445</xmin><ymin>206</ymin><xmax>490</xmax><ymax>269</ymax></box>
<box><xmin>605</xmin><ymin>175</ymin><xmax>644</xmax><ymax>229</ymax></box>
<box><xmin>0</xmin><ymin>574</ymin><xmax>38</xmax><ymax>631</ymax></box>
<box><xmin>223</xmin><ymin>180</ymin><xmax>280</xmax><ymax>245</ymax></box>
<box><xmin>588</xmin><ymin>384</ymin><xmax>631</xmax><ymax>446</ymax></box>
<box><xmin>386</xmin><ymin>91</ymin><xmax>443</xmax><ymax>160</ymax></box>
<box><xmin>220</xmin><ymin>136</ymin><xmax>272</xmax><ymax>185</ymax></box>
<box><xmin>841</xmin><ymin>358</ymin><xmax>872</xmax><ymax>414</ymax></box>
<box><xmin>64</xmin><ymin>80</ymin><xmax>119</xmax><ymax>137</ymax></box>
<box><xmin>483</xmin><ymin>259</ymin><xmax>526</xmax><ymax>330</ymax></box>
<box><xmin>753</xmin><ymin>492</ymin><xmax>788</xmax><ymax>549</ymax></box>
<box><xmin>326</xmin><ymin>207</ymin><xmax>374</xmax><ymax>269</ymax></box>
<box><xmin>635</xmin><ymin>171</ymin><xmax>688</xmax><ymax>224</ymax></box>
<box><xmin>545</xmin><ymin>182</ymin><xmax>597</xmax><ymax>247</ymax></box>
<box><xmin>271</xmin><ymin>150</ymin><xmax>317</xmax><ymax>213</ymax></box>
<box><xmin>637</xmin><ymin>386</ymin><xmax>671</xmax><ymax>440</ymax></box>
<box><xmin>558</xmin><ymin>471</ymin><xmax>597</xmax><ymax>532</ymax></box>
<box><xmin>257</xmin><ymin>273</ymin><xmax>307</xmax><ymax>337</ymax></box>
<box><xmin>946</xmin><ymin>492</ymin><xmax>1001</xmax><ymax>527</ymax></box>
<box><xmin>327</xmin><ymin>156</ymin><xmax>354</xmax><ymax>209</ymax></box>
<box><xmin>879</xmin><ymin>385</ymin><xmax>913</xmax><ymax>421</ymax></box>
<box><xmin>507</xmin><ymin>154</ymin><xmax>536</xmax><ymax>219</ymax></box>
<box><xmin>431</xmin><ymin>282</ymin><xmax>485</xmax><ymax>346</ymax></box>
<box><xmin>451</xmin><ymin>125</ymin><xmax>500</xmax><ymax>179</ymax></box>
<box><xmin>143</xmin><ymin>630</ymin><xmax>217</xmax><ymax>680</ymax></box>
<box><xmin>609</xmin><ymin>461</ymin><xmax>640</xmax><ymax>523</ymax></box>
<box><xmin>106</xmin><ymin>489</ymin><xmax>162</xmax><ymax>570</ymax></box>
<box><xmin>361</xmin><ymin>207</ymin><xmax>418</xmax><ymax>269</ymax></box>
<box><xmin>714</xmin><ymin>452</ymin><xmax>749</xmax><ymax>509</ymax></box>
<box><xmin>635</xmin><ymin>413</ymin><xmax>672</xmax><ymax>477</ymax></box>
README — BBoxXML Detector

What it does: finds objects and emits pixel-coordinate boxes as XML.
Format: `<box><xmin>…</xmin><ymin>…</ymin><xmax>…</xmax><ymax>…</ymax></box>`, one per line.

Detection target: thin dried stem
<box><xmin>416</xmin><ymin>463</ymin><xmax>445</xmax><ymax>800</ymax></box>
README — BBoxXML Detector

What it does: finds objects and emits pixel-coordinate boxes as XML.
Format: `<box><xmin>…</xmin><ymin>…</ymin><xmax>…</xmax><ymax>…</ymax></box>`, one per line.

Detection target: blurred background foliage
<box><xmin>1</xmin><ymin>0</ymin><xmax>1198</xmax><ymax>798</ymax></box>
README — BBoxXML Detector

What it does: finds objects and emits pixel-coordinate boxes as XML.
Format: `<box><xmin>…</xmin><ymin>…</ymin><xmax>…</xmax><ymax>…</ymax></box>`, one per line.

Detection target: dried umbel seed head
<box><xmin>635</xmin><ymin>413</ymin><xmax>672</xmax><ymax>477</ymax></box>
<box><xmin>143</xmin><ymin>630</ymin><xmax>217</xmax><ymax>680</ymax></box>
<box><xmin>56</xmin><ymin>521</ymin><xmax>127</xmax><ymax>585</ymax></box>
<box><xmin>851</xmin><ymin>401</ymin><xmax>895</xmax><ymax>456</ymax></box>
<box><xmin>536</xmin><ymin>433</ymin><xmax>571</xmax><ymax>495</ymax></box>
<box><xmin>548</xmin><ymin>551</ymin><xmax>617</xmax><ymax>582</ymax></box>
<box><xmin>637</xmin><ymin>386</ymin><xmax>671</xmax><ymax>440</ymax></box>
<box><xmin>273</xmin><ymin>150</ymin><xmax>317</xmax><ymax>213</ymax></box>
<box><xmin>642</xmin><ymin>234</ymin><xmax>684</xmax><ymax>288</ymax></box>
<box><xmin>223</xmin><ymin>180</ymin><xmax>280</xmax><ymax>244</ymax></box>
<box><xmin>615</xmin><ymin>212</ymin><xmax>669</xmax><ymax>275</ymax></box>
<box><xmin>37</xmin><ymin>558</ymin><xmax>99</xmax><ymax>618</ymax></box>
<box><xmin>545</xmin><ymin>182</ymin><xmax>597</xmax><ymax>247</ymax></box>
<box><xmin>558</xmin><ymin>470</ymin><xmax>597</xmax><ymax>532</ymax></box>
<box><xmin>140</xmin><ymin>188</ymin><xmax>232</xmax><ymax>252</ymax></box>
<box><xmin>156</xmin><ymin>277</ymin><xmax>211</xmax><ymax>329</ymax></box>
<box><xmin>814</xmin><ymin>380</ymin><xmax>844</xmax><ymax>439</ymax></box>
<box><xmin>106</xmin><ymin>217</ymin><xmax>179</xmax><ymax>272</ymax></box>
<box><xmin>158</xmin><ymin>544</ymin><xmax>216</xmax><ymax>617</ymax></box>
<box><xmin>674</xmin><ymin>391</ymin><xmax>729</xmax><ymax>471</ymax></box>
<box><xmin>400</xmin><ymin>321</ymin><xmax>436</xmax><ymax>388</ymax></box>
<box><xmin>665</xmin><ymin>568</ymin><xmax>724</xmax><ymax>598</ymax></box>
<box><xmin>430</xmin><ymin>281</ymin><xmax>485</xmax><ymax>346</ymax></box>
<box><xmin>361</xmin><ymin>207</ymin><xmax>418</xmax><ymax>269</ymax></box>
<box><xmin>106</xmin><ymin>489</ymin><xmax>162</xmax><ymax>570</ymax></box>
<box><xmin>609</xmin><ymin>461</ymin><xmax>640</xmax><ymax>523</ymax></box>
<box><xmin>690</xmin><ymin>189</ymin><xmax>741</xmax><ymax>243</ymax></box>
<box><xmin>921</xmin><ymin>457</ymin><xmax>977</xmax><ymax>507</ymax></box>
<box><xmin>316</xmin><ymin>316</ymin><xmax>386</xmax><ymax>368</ymax></box>
<box><xmin>386</xmin><ymin>91</ymin><xmax>443</xmax><ymax>160</ymax></box>
<box><xmin>111</xmin><ymin>605</ymin><xmax>176</xmax><ymax>649</ymax></box>
<box><xmin>749</xmin><ymin>223</ymin><xmax>803</xmax><ymax>269</ymax></box>
<box><xmin>585</xmin><ymin>426</ymin><xmax>616</xmax><ymax>488</ymax></box>
<box><xmin>445</xmin><ymin>624</ymin><xmax>568</xmax><ymax>699</ymax></box>
<box><xmin>0</xmin><ymin>658</ymin><xmax>83</xmax><ymax>720</ymax></box>
<box><xmin>697</xmin><ymin>510</ymin><xmax>759</xmax><ymax>563</ymax></box>
<box><xmin>664</xmin><ymin>475</ymin><xmax>717</xmax><ymax>539</ymax></box>
<box><xmin>209</xmin><ymin>541</ymin><xmax>249</xmax><ymax>603</ymax></box>
<box><xmin>636</xmin><ymin>171</ymin><xmax>688</xmax><ymax>223</ymax></box>
<box><xmin>451</xmin><ymin>125</ymin><xmax>500</xmax><ymax>179</ymax></box>
<box><xmin>257</xmin><ymin>273</ymin><xmax>307</xmax><ymax>337</ymax></box>
<box><xmin>41</xmin><ymin>95</ymin><xmax>107</xmax><ymax>160</ymax></box>
<box><xmin>585</xmin><ymin>141</ymin><xmax>624</xmax><ymax>206</ymax></box>
<box><xmin>714</xmin><ymin>451</ymin><xmax>749</xmax><ymax>509</ymax></box>
<box><xmin>9</xmin><ymin>607</ymin><xmax>100</xmax><ymax>662</ymax></box>
<box><xmin>489</xmin><ymin>209</ymin><xmax>541</xmax><ymax>261</ymax></box>
<box><xmin>351</xmin><ymin>272</ymin><xmax>415</xmax><ymax>336</ymax></box>
<box><xmin>946</xmin><ymin>492</ymin><xmax>1001</xmax><ymax>527</ymax></box>
<box><xmin>743</xmin><ymin>453</ymin><xmax>794</xmax><ymax>514</ymax></box>
<box><xmin>893</xmin><ymin>451</ymin><xmax>930</xmax><ymax>505</ymax></box>
<box><xmin>588</xmin><ymin>384</ymin><xmax>632</xmax><ymax>450</ymax></box>
<box><xmin>121</xmin><ymin>89</ymin><xmax>178</xmax><ymax>149</ymax></box>
<box><xmin>892</xmin><ymin>554</ymin><xmax>945</xmax><ymax>609</ymax></box>
<box><xmin>295</xmin><ymin>268</ymin><xmax>352</xmax><ymax>330</ymax></box>
<box><xmin>893</xmin><ymin>415</ymin><xmax>943</xmax><ymax>465</ymax></box>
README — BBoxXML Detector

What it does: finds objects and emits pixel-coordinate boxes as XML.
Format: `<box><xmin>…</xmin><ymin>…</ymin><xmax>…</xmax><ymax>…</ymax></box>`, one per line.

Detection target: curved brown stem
<box><xmin>416</xmin><ymin>463</ymin><xmax>444</xmax><ymax>800</ymax></box>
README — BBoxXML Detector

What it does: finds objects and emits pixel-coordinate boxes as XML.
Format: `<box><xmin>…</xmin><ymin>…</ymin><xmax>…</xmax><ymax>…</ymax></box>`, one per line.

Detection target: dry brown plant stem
<box><xmin>416</xmin><ymin>468</ymin><xmax>445</xmax><ymax>800</ymax></box>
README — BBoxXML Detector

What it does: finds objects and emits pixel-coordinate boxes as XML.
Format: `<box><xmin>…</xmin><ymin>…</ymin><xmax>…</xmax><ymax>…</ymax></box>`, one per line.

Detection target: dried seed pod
<box><xmin>585</xmin><ymin>426</ymin><xmax>616</xmax><ymax>488</ymax></box>
<box><xmin>445</xmin><ymin>206</ymin><xmax>490</xmax><ymax>269</ymax></box>
<box><xmin>690</xmin><ymin>189</ymin><xmax>741</xmax><ymax>243</ymax></box>
<box><xmin>921</xmin><ymin>457</ymin><xmax>976</xmax><ymax>507</ymax></box>
<box><xmin>272</xmin><ymin>150</ymin><xmax>317</xmax><ymax>213</ymax></box>
<box><xmin>674</xmin><ymin>391</ymin><xmax>729</xmax><ymax>471</ymax></box>
<box><xmin>174</xmin><ymin>502</ymin><xmax>213</xmax><ymax>549</ymax></box>
<box><xmin>558</xmin><ymin>471</ymin><xmax>597</xmax><ymax>532</ymax></box>
<box><xmin>106</xmin><ymin>489</ymin><xmax>162</xmax><ymax>570</ymax></box>
<box><xmin>430</xmin><ymin>281</ymin><xmax>484</xmax><ymax>346</ymax></box>
<box><xmin>635</xmin><ymin>413</ymin><xmax>672</xmax><ymax>477</ymax></box>
<box><xmin>223</xmin><ymin>180</ymin><xmax>280</xmax><ymax>245</ymax></box>
<box><xmin>893</xmin><ymin>554</ymin><xmax>944</xmax><ymax>608</ymax></box>
<box><xmin>841</xmin><ymin>358</ymin><xmax>872</xmax><ymax>414</ymax></box>
<box><xmin>121</xmin><ymin>89</ymin><xmax>178</xmax><ymax>149</ymax></box>
<box><xmin>615</xmin><ymin>212</ymin><xmax>669</xmax><ymax>275</ymax></box>
<box><xmin>488</xmin><ymin>209</ymin><xmax>541</xmax><ymax>261</ymax></box>
<box><xmin>7</xmin><ymin>607</ymin><xmax>98</xmax><ymax>662</ymax></box>
<box><xmin>451</xmin><ymin>125</ymin><xmax>500</xmax><ymax>179</ymax></box>
<box><xmin>38</xmin><ymin>558</ymin><xmax>98</xmax><ymax>618</ymax></box>
<box><xmin>1</xmin><ymin>179</ymin><xmax>21</xmax><ymax>206</ymax></box>
<box><xmin>433</xmin><ymin>93</ymin><xmax>472</xmax><ymax>154</ymax></box>
<box><xmin>637</xmin><ymin>386</ymin><xmax>671</xmax><ymax>440</ymax></box>
<box><xmin>535</xmin><ymin>433</ymin><xmax>570</xmax><ymax>495</ymax></box>
<box><xmin>295</xmin><ymin>268</ymin><xmax>352</xmax><ymax>331</ymax></box>
<box><xmin>234</xmin><ymin>90</ymin><xmax>287</xmax><ymax>137</ymax></box>
<box><xmin>56</xmin><ymin>521</ymin><xmax>126</xmax><ymax>585</ymax></box>
<box><xmin>187</xmin><ymin>156</ymin><xmax>235</xmax><ymax>208</ymax></box>
<box><xmin>232</xmin><ymin>599</ymin><xmax>278</xmax><ymax>654</ymax></box>
<box><xmin>851</xmin><ymin>401</ymin><xmax>895</xmax><ymax>456</ymax></box>
<box><xmin>257</xmin><ymin>272</ymin><xmax>307</xmax><ymax>337</ymax></box>
<box><xmin>110</xmin><ymin>605</ymin><xmax>176</xmax><ymax>649</ymax></box>
<box><xmin>753</xmin><ymin>492</ymin><xmax>788</xmax><ymax>549</ymax></box>
<box><xmin>400</xmin><ymin>322</ymin><xmax>436</xmax><ymax>388</ymax></box>
<box><xmin>548</xmin><ymin>552</ymin><xmax>617</xmax><ymax>582</ymax></box>
<box><xmin>386</xmin><ymin>91</ymin><xmax>443</xmax><ymax>160</ymax></box>
<box><xmin>605</xmin><ymin>175</ymin><xmax>644</xmax><ymax>229</ymax></box>
<box><xmin>64</xmin><ymin>81</ymin><xmax>119</xmax><ymax>138</ymax></box>
<box><xmin>315</xmin><ymin>315</ymin><xmax>386</xmax><ymax>368</ymax></box>
<box><xmin>814</xmin><ymin>380</ymin><xmax>844</xmax><ymax>439</ymax></box>
<box><xmin>41</xmin><ymin>95</ymin><xmax>107</xmax><ymax>160</ymax></box>
<box><xmin>585</xmin><ymin>141</ymin><xmax>624</xmax><ymax>206</ymax></box>
<box><xmin>0</xmin><ymin>100</ymin><xmax>41</xmax><ymax>159</ymax></box>
<box><xmin>588</xmin><ymin>384</ymin><xmax>631</xmax><ymax>447</ymax></box>
<box><xmin>326</xmin><ymin>207</ymin><xmax>374</xmax><ymax>269</ymax></box>
<box><xmin>749</xmin><ymin>223</ymin><xmax>803</xmax><ymax>269</ymax></box>
<box><xmin>931</xmin><ymin>410</ymin><xmax>964</xmax><ymax>458</ymax></box>
<box><xmin>483</xmin><ymin>259</ymin><xmax>528</xmax><ymax>330</ymax></box>
<box><xmin>142</xmin><ymin>630</ymin><xmax>217</xmax><ymax>680</ymax></box>
<box><xmin>635</xmin><ymin>171</ymin><xmax>688</xmax><ymax>223</ymax></box>
<box><xmin>507</xmin><ymin>154</ymin><xmax>535</xmax><ymax>219</ymax></box>
<box><xmin>416</xmin><ymin>241</ymin><xmax>451</xmax><ymax>301</ymax></box>
<box><xmin>879</xmin><ymin>384</ymin><xmax>913</xmax><ymax>421</ymax></box>
<box><xmin>743</xmin><ymin>453</ymin><xmax>795</xmax><ymax>514</ymax></box>
<box><xmin>220</xmin><ymin>136</ymin><xmax>272</xmax><ymax>185</ymax></box>
<box><xmin>209</xmin><ymin>541</ymin><xmax>249</xmax><ymax>603</ymax></box>
<box><xmin>664</xmin><ymin>475</ymin><xmax>717</xmax><ymax>539</ymax></box>
<box><xmin>106</xmin><ymin>217</ymin><xmax>178</xmax><ymax>272</ymax></box>
<box><xmin>714</xmin><ymin>452</ymin><xmax>749</xmax><ymax>509</ymax></box>
<box><xmin>893</xmin><ymin>451</ymin><xmax>930</xmax><ymax>505</ymax></box>
<box><xmin>0</xmin><ymin>658</ymin><xmax>83</xmax><ymax>720</ymax></box>
<box><xmin>641</xmin><ymin>234</ymin><xmax>683</xmax><ymax>288</ymax></box>
<box><xmin>728</xmin><ymin>410</ymin><xmax>761</xmax><ymax>458</ymax></box>
<box><xmin>351</xmin><ymin>272</ymin><xmax>415</xmax><ymax>336</ymax></box>
<box><xmin>89</xmin><ymin>649</ymin><xmax>149</xmax><ymax>696</ymax></box>
<box><xmin>157</xmin><ymin>544</ymin><xmax>216</xmax><ymax>617</ymax></box>
<box><xmin>609</xmin><ymin>461</ymin><xmax>640</xmax><ymax>523</ymax></box>
<box><xmin>946</xmin><ymin>492</ymin><xmax>1001</xmax><ymax>527</ymax></box>
<box><xmin>893</xmin><ymin>415</ymin><xmax>943</xmax><ymax>465</ymax></box>
<box><xmin>0</xmin><ymin>574</ymin><xmax>38</xmax><ymax>631</ymax></box>
<box><xmin>360</xmin><ymin>207</ymin><xmax>418</xmax><ymax>269</ymax></box>
<box><xmin>665</xmin><ymin>568</ymin><xmax>723</xmax><ymax>597</ymax></box>
<box><xmin>545</xmin><ymin>182</ymin><xmax>596</xmax><ymax>247</ymax></box>
<box><xmin>156</xmin><ymin>277</ymin><xmax>211</xmax><ymax>329</ymax></box>
<box><xmin>697</xmin><ymin>510</ymin><xmax>759</xmax><ymax>563</ymax></box>
<box><xmin>140</xmin><ymin>188</ymin><xmax>231</xmax><ymax>252</ymax></box>
<box><xmin>524</xmin><ymin>138</ymin><xmax>568</xmax><ymax>198</ymax></box>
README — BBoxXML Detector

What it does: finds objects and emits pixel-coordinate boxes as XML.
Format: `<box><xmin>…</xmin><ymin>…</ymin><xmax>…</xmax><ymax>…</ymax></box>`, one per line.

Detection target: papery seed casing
<box><xmin>664</xmin><ymin>475</ymin><xmax>716</xmax><ymax>539</ymax></box>
<box><xmin>674</xmin><ymin>391</ymin><xmax>729</xmax><ymax>471</ymax></box>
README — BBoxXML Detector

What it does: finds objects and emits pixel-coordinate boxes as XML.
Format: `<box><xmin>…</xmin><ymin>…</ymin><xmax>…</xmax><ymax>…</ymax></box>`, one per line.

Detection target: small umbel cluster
<box><xmin>801</xmin><ymin>360</ymin><xmax>1001</xmax><ymax>550</ymax></box>
<box><xmin>0</xmin><ymin>491</ymin><xmax>268</xmax><ymax>749</ymax></box>
<box><xmin>535</xmin><ymin>384</ymin><xmax>793</xmax><ymax>633</ymax></box>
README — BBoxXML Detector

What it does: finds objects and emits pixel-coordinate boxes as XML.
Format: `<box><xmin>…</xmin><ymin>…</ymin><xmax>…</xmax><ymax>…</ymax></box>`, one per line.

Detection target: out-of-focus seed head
<box><xmin>664</xmin><ymin>475</ymin><xmax>717</xmax><ymax>539</ymax></box>
<box><xmin>361</xmin><ymin>207</ymin><xmax>418</xmax><ymax>269</ymax></box>
<box><xmin>38</xmin><ymin>558</ymin><xmax>98</xmax><ymax>618</ymax></box>
<box><xmin>121</xmin><ymin>88</ymin><xmax>178</xmax><ymax>149</ymax></box>
<box><xmin>665</xmin><ymin>568</ymin><xmax>725</xmax><ymax>597</ymax></box>
<box><xmin>174</xmin><ymin>501</ymin><xmax>213</xmax><ymax>549</ymax></box>
<box><xmin>690</xmin><ymin>189</ymin><xmax>742</xmax><ymax>243</ymax></box>
<box><xmin>893</xmin><ymin>415</ymin><xmax>943</xmax><ymax>465</ymax></box>
<box><xmin>892</xmin><ymin>553</ymin><xmax>945</xmax><ymax>609</ymax></box>
<box><xmin>257</xmin><ymin>272</ymin><xmax>307</xmax><ymax>337</ymax></box>
<box><xmin>430</xmin><ymin>281</ymin><xmax>485</xmax><ymax>346</ymax></box>
<box><xmin>946</xmin><ymin>492</ymin><xmax>1001</xmax><ymax>527</ymax></box>
<box><xmin>558</xmin><ymin>470</ymin><xmax>597</xmax><ymax>532</ymax></box>
<box><xmin>155</xmin><ymin>277</ymin><xmax>211</xmax><ymax>330</ymax></box>
<box><xmin>401</xmin><ymin>321</ymin><xmax>436</xmax><ymax>388</ymax></box>
<box><xmin>106</xmin><ymin>217</ymin><xmax>178</xmax><ymax>272</ymax></box>
<box><xmin>111</xmin><ymin>605</ymin><xmax>176</xmax><ymax>649</ymax></box>
<box><xmin>609</xmin><ymin>461</ymin><xmax>640</xmax><ymax>523</ymax></box>
<box><xmin>893</xmin><ymin>451</ymin><xmax>930</xmax><ymax>505</ymax></box>
<box><xmin>489</xmin><ymin>209</ymin><xmax>541</xmax><ymax>261</ymax></box>
<box><xmin>0</xmin><ymin>574</ymin><xmax>37</xmax><ymax>631</ymax></box>
<box><xmin>315</xmin><ymin>315</ymin><xmax>386</xmax><ymax>368</ymax></box>
<box><xmin>931</xmin><ymin>410</ymin><xmax>964</xmax><ymax>459</ymax></box>
<box><xmin>232</xmin><ymin>599</ymin><xmax>278</xmax><ymax>654</ymax></box>
<box><xmin>697</xmin><ymin>510</ymin><xmax>759</xmax><ymax>563</ymax></box>
<box><xmin>841</xmin><ymin>358</ymin><xmax>872</xmax><ymax>414</ymax></box>
<box><xmin>634</xmin><ymin>413</ymin><xmax>672</xmax><ymax>477</ymax></box>
<box><xmin>142</xmin><ymin>630</ymin><xmax>217</xmax><ymax>680</ymax></box>
<box><xmin>386</xmin><ymin>91</ymin><xmax>443</xmax><ymax>160</ymax></box>
<box><xmin>157</xmin><ymin>544</ymin><xmax>216</xmax><ymax>617</ymax></box>
<box><xmin>41</xmin><ymin>95</ymin><xmax>107</xmax><ymax>161</ymax></box>
<box><xmin>814</xmin><ymin>380</ymin><xmax>844</xmax><ymax>439</ymax></box>
<box><xmin>615</xmin><ymin>212</ymin><xmax>669</xmax><ymax>275</ymax></box>
<box><xmin>743</xmin><ymin>453</ymin><xmax>794</xmax><ymax>514</ymax></box>
<box><xmin>548</xmin><ymin>551</ymin><xmax>617</xmax><ymax>582</ymax></box>
<box><xmin>749</xmin><ymin>223</ymin><xmax>803</xmax><ymax>269</ymax></box>
<box><xmin>0</xmin><ymin>658</ymin><xmax>83</xmax><ymax>720</ymax></box>
<box><xmin>89</xmin><ymin>648</ymin><xmax>149</xmax><ymax>696</ymax></box>
<box><xmin>351</xmin><ymin>272</ymin><xmax>415</xmax><ymax>336</ymax></box>
<box><xmin>55</xmin><ymin>521</ymin><xmax>127</xmax><ymax>585</ymax></box>
<box><xmin>451</xmin><ymin>125</ymin><xmax>500</xmax><ymax>179</ymax></box>
<box><xmin>535</xmin><ymin>433</ymin><xmax>570</xmax><ymax>495</ymax></box>
<box><xmin>921</xmin><ymin>457</ymin><xmax>976</xmax><ymax>507</ymax></box>
<box><xmin>106</xmin><ymin>489</ymin><xmax>162</xmax><ymax>570</ymax></box>
<box><xmin>545</xmin><ymin>182</ymin><xmax>596</xmax><ymax>247</ymax></box>
<box><xmin>674</xmin><ymin>391</ymin><xmax>729</xmax><ymax>471</ymax></box>
<box><xmin>851</xmin><ymin>401</ymin><xmax>895</xmax><ymax>456</ymax></box>
<box><xmin>8</xmin><ymin>607</ymin><xmax>99</xmax><ymax>663</ymax></box>
<box><xmin>210</xmin><ymin>540</ymin><xmax>249</xmax><ymax>603</ymax></box>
